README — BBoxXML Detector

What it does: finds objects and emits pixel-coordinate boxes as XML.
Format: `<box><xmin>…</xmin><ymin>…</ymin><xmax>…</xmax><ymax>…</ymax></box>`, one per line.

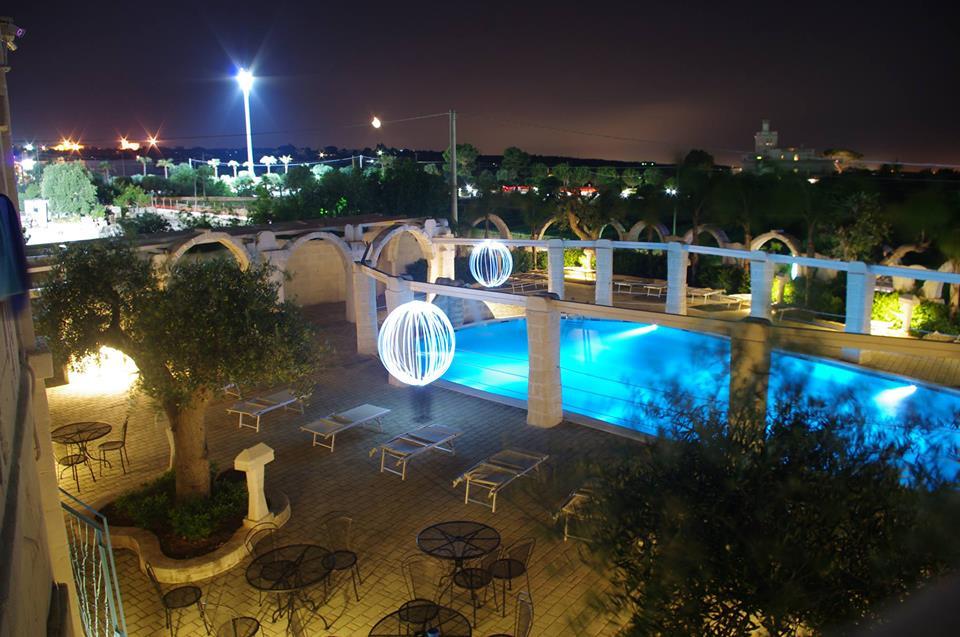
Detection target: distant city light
<box><xmin>664</xmin><ymin>186</ymin><xmax>678</xmax><ymax>196</ymax></box>
<box><xmin>53</xmin><ymin>139</ymin><xmax>83</xmax><ymax>152</ymax></box>
<box><xmin>371</xmin><ymin>116</ymin><xmax>382</xmax><ymax>129</ymax></box>
<box><xmin>147</xmin><ymin>135</ymin><xmax>159</xmax><ymax>147</ymax></box>
<box><xmin>119</xmin><ymin>137</ymin><xmax>140</xmax><ymax>151</ymax></box>
<box><xmin>376</xmin><ymin>149</ymin><xmax>384</xmax><ymax>156</ymax></box>
<box><xmin>24</xmin><ymin>142</ymin><xmax>34</xmax><ymax>151</ymax></box>
<box><xmin>20</xmin><ymin>157</ymin><xmax>36</xmax><ymax>171</ymax></box>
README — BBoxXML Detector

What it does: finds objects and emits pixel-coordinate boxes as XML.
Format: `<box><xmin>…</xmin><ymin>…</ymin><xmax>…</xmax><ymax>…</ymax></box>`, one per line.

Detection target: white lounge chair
<box><xmin>452</xmin><ymin>449</ymin><xmax>549</xmax><ymax>513</ymax></box>
<box><xmin>555</xmin><ymin>480</ymin><xmax>598</xmax><ymax>542</ymax></box>
<box><xmin>299</xmin><ymin>404</ymin><xmax>391</xmax><ymax>452</ymax></box>
<box><xmin>226</xmin><ymin>389</ymin><xmax>307</xmax><ymax>432</ymax></box>
<box><xmin>370</xmin><ymin>424</ymin><xmax>461</xmax><ymax>480</ymax></box>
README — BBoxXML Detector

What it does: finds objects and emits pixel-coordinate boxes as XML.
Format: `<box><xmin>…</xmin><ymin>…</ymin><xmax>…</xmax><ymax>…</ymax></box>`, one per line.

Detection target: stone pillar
<box><xmin>898</xmin><ymin>294</ymin><xmax>919</xmax><ymax>335</ymax></box>
<box><xmin>261</xmin><ymin>249</ymin><xmax>288</xmax><ymax>303</ymax></box>
<box><xmin>234</xmin><ymin>443</ymin><xmax>275</xmax><ymax>525</ymax></box>
<box><xmin>665</xmin><ymin>242</ymin><xmax>689</xmax><ymax>315</ymax></box>
<box><xmin>352</xmin><ymin>263</ymin><xmax>379</xmax><ymax>356</ymax></box>
<box><xmin>525</xmin><ymin>295</ymin><xmax>563</xmax><ymax>427</ymax></box>
<box><xmin>594</xmin><ymin>239</ymin><xmax>613</xmax><ymax>306</ymax></box>
<box><xmin>748</xmin><ymin>252</ymin><xmax>775</xmax><ymax>320</ymax></box>
<box><xmin>842</xmin><ymin>262</ymin><xmax>876</xmax><ymax>362</ymax></box>
<box><xmin>772</xmin><ymin>273</ymin><xmax>788</xmax><ymax>306</ymax></box>
<box><xmin>432</xmin><ymin>245</ymin><xmax>456</xmax><ymax>282</ymax></box>
<box><xmin>547</xmin><ymin>239</ymin><xmax>565</xmax><ymax>299</ymax></box>
<box><xmin>728</xmin><ymin>319</ymin><xmax>772</xmax><ymax>428</ymax></box>
<box><xmin>343</xmin><ymin>261</ymin><xmax>356</xmax><ymax>323</ymax></box>
<box><xmin>385</xmin><ymin>277</ymin><xmax>415</xmax><ymax>387</ymax></box>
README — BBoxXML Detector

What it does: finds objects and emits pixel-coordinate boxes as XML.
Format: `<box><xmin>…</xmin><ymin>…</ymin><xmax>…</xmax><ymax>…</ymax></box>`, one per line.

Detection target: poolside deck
<box><xmin>48</xmin><ymin>303</ymin><xmax>633</xmax><ymax>636</ymax></box>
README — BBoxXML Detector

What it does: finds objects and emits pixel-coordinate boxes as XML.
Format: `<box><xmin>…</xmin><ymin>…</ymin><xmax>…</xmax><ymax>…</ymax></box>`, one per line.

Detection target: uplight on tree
<box><xmin>279</xmin><ymin>154</ymin><xmax>293</xmax><ymax>173</ymax></box>
<box><xmin>227</xmin><ymin>159</ymin><xmax>240</xmax><ymax>178</ymax></box>
<box><xmin>261</xmin><ymin>155</ymin><xmax>277</xmax><ymax>174</ymax></box>
<box><xmin>207</xmin><ymin>158</ymin><xmax>221</xmax><ymax>179</ymax></box>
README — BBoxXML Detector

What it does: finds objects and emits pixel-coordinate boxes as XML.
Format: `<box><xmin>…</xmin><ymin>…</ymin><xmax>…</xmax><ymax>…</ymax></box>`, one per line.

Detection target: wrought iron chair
<box><xmin>243</xmin><ymin>522</ymin><xmax>278</xmax><ymax>606</ymax></box>
<box><xmin>97</xmin><ymin>417</ymin><xmax>130</xmax><ymax>476</ymax></box>
<box><xmin>145</xmin><ymin>562</ymin><xmax>210</xmax><ymax>636</ymax></box>
<box><xmin>215</xmin><ymin>616</ymin><xmax>259</xmax><ymax>637</ymax></box>
<box><xmin>319</xmin><ymin>511</ymin><xmax>362</xmax><ymax>602</ymax></box>
<box><xmin>488</xmin><ymin>591</ymin><xmax>534</xmax><ymax>637</ymax></box>
<box><xmin>450</xmin><ymin>548</ymin><xmax>501</xmax><ymax>627</ymax></box>
<box><xmin>57</xmin><ymin>450</ymin><xmax>95</xmax><ymax>493</ymax></box>
<box><xmin>489</xmin><ymin>538</ymin><xmax>535</xmax><ymax>617</ymax></box>
<box><xmin>401</xmin><ymin>553</ymin><xmax>449</xmax><ymax>603</ymax></box>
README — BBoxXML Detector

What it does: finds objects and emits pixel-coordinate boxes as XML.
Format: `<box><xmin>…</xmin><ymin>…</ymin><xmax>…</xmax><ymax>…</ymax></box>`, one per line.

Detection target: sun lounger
<box><xmin>226</xmin><ymin>389</ymin><xmax>307</xmax><ymax>432</ymax></box>
<box><xmin>452</xmin><ymin>449</ymin><xmax>549</xmax><ymax>513</ymax></box>
<box><xmin>687</xmin><ymin>287</ymin><xmax>724</xmax><ymax>304</ymax></box>
<box><xmin>555</xmin><ymin>480</ymin><xmax>598</xmax><ymax>542</ymax></box>
<box><xmin>370</xmin><ymin>424</ymin><xmax>462</xmax><ymax>480</ymax></box>
<box><xmin>299</xmin><ymin>404</ymin><xmax>391</xmax><ymax>452</ymax></box>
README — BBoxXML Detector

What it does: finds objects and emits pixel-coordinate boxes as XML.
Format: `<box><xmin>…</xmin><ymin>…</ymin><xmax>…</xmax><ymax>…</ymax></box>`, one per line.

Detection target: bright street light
<box><xmin>20</xmin><ymin>157</ymin><xmax>35</xmax><ymax>172</ymax></box>
<box><xmin>24</xmin><ymin>142</ymin><xmax>33</xmax><ymax>151</ymax></box>
<box><xmin>664</xmin><ymin>186</ymin><xmax>678</xmax><ymax>196</ymax></box>
<box><xmin>236</xmin><ymin>68</ymin><xmax>255</xmax><ymax>177</ymax></box>
<box><xmin>665</xmin><ymin>186</ymin><xmax>679</xmax><ymax>235</ymax></box>
<box><xmin>371</xmin><ymin>116</ymin><xmax>382</xmax><ymax>129</ymax></box>
<box><xmin>147</xmin><ymin>135</ymin><xmax>159</xmax><ymax>148</ymax></box>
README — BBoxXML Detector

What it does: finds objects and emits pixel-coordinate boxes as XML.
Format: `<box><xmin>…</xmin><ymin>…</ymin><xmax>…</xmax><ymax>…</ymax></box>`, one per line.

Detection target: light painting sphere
<box><xmin>377</xmin><ymin>300</ymin><xmax>456</xmax><ymax>386</ymax></box>
<box><xmin>469</xmin><ymin>240</ymin><xmax>513</xmax><ymax>287</ymax></box>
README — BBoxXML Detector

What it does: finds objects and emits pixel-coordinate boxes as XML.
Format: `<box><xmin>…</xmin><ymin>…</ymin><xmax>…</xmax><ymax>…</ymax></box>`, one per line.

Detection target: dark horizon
<box><xmin>8</xmin><ymin>0</ymin><xmax>960</xmax><ymax>166</ymax></box>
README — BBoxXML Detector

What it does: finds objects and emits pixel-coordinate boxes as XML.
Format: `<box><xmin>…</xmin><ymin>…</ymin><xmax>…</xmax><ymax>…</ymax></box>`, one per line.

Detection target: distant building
<box><xmin>743</xmin><ymin>119</ymin><xmax>835</xmax><ymax>175</ymax></box>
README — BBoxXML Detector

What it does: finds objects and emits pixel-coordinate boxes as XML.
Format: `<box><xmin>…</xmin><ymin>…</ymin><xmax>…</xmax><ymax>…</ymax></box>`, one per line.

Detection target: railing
<box><xmin>60</xmin><ymin>489</ymin><xmax>127</xmax><ymax>637</ymax></box>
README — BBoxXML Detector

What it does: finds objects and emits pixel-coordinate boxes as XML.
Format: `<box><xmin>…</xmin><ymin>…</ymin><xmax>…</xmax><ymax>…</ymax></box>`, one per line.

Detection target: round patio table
<box><xmin>245</xmin><ymin>544</ymin><xmax>332</xmax><ymax>631</ymax></box>
<box><xmin>417</xmin><ymin>521</ymin><xmax>500</xmax><ymax>572</ymax></box>
<box><xmin>51</xmin><ymin>421</ymin><xmax>113</xmax><ymax>468</ymax></box>
<box><xmin>369</xmin><ymin>603</ymin><xmax>471</xmax><ymax>636</ymax></box>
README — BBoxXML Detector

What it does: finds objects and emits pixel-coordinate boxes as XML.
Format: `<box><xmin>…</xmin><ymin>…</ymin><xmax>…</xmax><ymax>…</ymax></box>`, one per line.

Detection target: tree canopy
<box><xmin>36</xmin><ymin>242</ymin><xmax>323</xmax><ymax>499</ymax></box>
<box><xmin>40</xmin><ymin>161</ymin><xmax>99</xmax><ymax>216</ymax></box>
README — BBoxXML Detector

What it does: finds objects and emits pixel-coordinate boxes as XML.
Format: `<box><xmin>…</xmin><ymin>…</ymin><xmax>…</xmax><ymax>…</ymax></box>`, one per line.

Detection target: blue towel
<box><xmin>0</xmin><ymin>194</ymin><xmax>29</xmax><ymax>309</ymax></box>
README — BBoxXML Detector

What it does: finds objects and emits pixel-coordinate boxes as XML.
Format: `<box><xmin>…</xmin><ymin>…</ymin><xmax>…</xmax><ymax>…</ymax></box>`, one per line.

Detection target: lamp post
<box><xmin>236</xmin><ymin>68</ymin><xmax>255</xmax><ymax>177</ymax></box>
<box><xmin>371</xmin><ymin>110</ymin><xmax>458</xmax><ymax>224</ymax></box>
<box><xmin>665</xmin><ymin>186</ymin><xmax>678</xmax><ymax>236</ymax></box>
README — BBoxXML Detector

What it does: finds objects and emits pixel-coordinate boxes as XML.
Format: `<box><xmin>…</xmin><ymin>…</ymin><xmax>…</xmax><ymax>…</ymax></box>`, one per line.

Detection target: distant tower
<box><xmin>754</xmin><ymin>119</ymin><xmax>778</xmax><ymax>153</ymax></box>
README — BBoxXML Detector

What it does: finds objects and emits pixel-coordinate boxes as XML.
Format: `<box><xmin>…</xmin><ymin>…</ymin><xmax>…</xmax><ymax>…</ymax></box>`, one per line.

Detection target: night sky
<box><xmin>7</xmin><ymin>0</ymin><xmax>960</xmax><ymax>165</ymax></box>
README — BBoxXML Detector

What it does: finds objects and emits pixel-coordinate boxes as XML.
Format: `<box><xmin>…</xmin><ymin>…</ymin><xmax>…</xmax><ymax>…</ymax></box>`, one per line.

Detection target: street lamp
<box><xmin>236</xmin><ymin>68</ymin><xmax>255</xmax><ymax>177</ymax></box>
<box><xmin>665</xmin><ymin>186</ymin><xmax>679</xmax><ymax>236</ymax></box>
<box><xmin>370</xmin><ymin>110</ymin><xmax>458</xmax><ymax>224</ymax></box>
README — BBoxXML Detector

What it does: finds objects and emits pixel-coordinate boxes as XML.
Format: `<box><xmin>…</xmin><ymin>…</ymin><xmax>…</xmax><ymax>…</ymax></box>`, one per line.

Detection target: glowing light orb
<box><xmin>469</xmin><ymin>240</ymin><xmax>513</xmax><ymax>287</ymax></box>
<box><xmin>377</xmin><ymin>300</ymin><xmax>456</xmax><ymax>386</ymax></box>
<box><xmin>67</xmin><ymin>346</ymin><xmax>139</xmax><ymax>396</ymax></box>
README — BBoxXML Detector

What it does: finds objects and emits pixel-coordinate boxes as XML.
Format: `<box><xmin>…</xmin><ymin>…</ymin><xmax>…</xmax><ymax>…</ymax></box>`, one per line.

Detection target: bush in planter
<box><xmin>911</xmin><ymin>300</ymin><xmax>957</xmax><ymax>335</ymax></box>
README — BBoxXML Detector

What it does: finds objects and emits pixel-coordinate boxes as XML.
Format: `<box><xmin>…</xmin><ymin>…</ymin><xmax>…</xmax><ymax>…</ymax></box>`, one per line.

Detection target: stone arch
<box><xmin>469</xmin><ymin>213</ymin><xmax>512</xmax><ymax>239</ymax></box>
<box><xmin>883</xmin><ymin>243</ymin><xmax>928</xmax><ymax>267</ymax></box>
<box><xmin>598</xmin><ymin>221</ymin><xmax>626</xmax><ymax>240</ymax></box>
<box><xmin>626</xmin><ymin>220</ymin><xmax>669</xmax><ymax>242</ymax></box>
<box><xmin>167</xmin><ymin>231</ymin><xmax>250</xmax><ymax>269</ymax></box>
<box><xmin>681</xmin><ymin>224</ymin><xmax>730</xmax><ymax>247</ymax></box>
<box><xmin>750</xmin><ymin>230</ymin><xmax>802</xmax><ymax>256</ymax></box>
<box><xmin>285</xmin><ymin>231</ymin><xmax>356</xmax><ymax>317</ymax></box>
<box><xmin>368</xmin><ymin>224</ymin><xmax>437</xmax><ymax>279</ymax></box>
<box><xmin>535</xmin><ymin>216</ymin><xmax>562</xmax><ymax>240</ymax></box>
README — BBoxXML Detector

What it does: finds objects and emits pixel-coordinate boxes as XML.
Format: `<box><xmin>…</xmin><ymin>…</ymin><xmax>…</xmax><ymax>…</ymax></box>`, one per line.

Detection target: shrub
<box><xmin>404</xmin><ymin>258</ymin><xmax>429</xmax><ymax>282</ymax></box>
<box><xmin>564</xmin><ymin>248</ymin><xmax>585</xmax><ymax>267</ymax></box>
<box><xmin>872</xmin><ymin>291</ymin><xmax>901</xmax><ymax>323</ymax></box>
<box><xmin>613</xmin><ymin>250</ymin><xmax>667</xmax><ymax>279</ymax></box>
<box><xmin>782</xmin><ymin>276</ymin><xmax>845</xmax><ymax>317</ymax></box>
<box><xmin>696</xmin><ymin>262</ymin><xmax>750</xmax><ymax>293</ymax></box>
<box><xmin>911</xmin><ymin>299</ymin><xmax>957</xmax><ymax>335</ymax></box>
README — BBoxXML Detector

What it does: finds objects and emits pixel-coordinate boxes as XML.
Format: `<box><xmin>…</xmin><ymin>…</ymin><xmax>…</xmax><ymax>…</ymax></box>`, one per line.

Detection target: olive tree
<box><xmin>37</xmin><ymin>241</ymin><xmax>323</xmax><ymax>501</ymax></box>
<box><xmin>583</xmin><ymin>399</ymin><xmax>959</xmax><ymax>636</ymax></box>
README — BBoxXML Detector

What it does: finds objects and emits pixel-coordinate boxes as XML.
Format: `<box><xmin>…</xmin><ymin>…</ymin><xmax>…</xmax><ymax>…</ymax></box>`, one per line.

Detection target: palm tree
<box><xmin>227</xmin><ymin>160</ymin><xmax>240</xmax><ymax>178</ymax></box>
<box><xmin>243</xmin><ymin>160</ymin><xmax>255</xmax><ymax>177</ymax></box>
<box><xmin>136</xmin><ymin>155</ymin><xmax>153</xmax><ymax>176</ymax></box>
<box><xmin>207</xmin><ymin>158</ymin><xmax>221</xmax><ymax>179</ymax></box>
<box><xmin>279</xmin><ymin>154</ymin><xmax>293</xmax><ymax>174</ymax></box>
<box><xmin>98</xmin><ymin>161</ymin><xmax>112</xmax><ymax>179</ymax></box>
<box><xmin>156</xmin><ymin>159</ymin><xmax>173</xmax><ymax>179</ymax></box>
<box><xmin>260</xmin><ymin>155</ymin><xmax>277</xmax><ymax>175</ymax></box>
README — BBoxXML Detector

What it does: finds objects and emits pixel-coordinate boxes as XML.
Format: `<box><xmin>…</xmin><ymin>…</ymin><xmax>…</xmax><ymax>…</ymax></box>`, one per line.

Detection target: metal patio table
<box><xmin>245</xmin><ymin>544</ymin><xmax>332</xmax><ymax>631</ymax></box>
<box><xmin>369</xmin><ymin>602</ymin><xmax>471</xmax><ymax>636</ymax></box>
<box><xmin>417</xmin><ymin>520</ymin><xmax>500</xmax><ymax>572</ymax></box>
<box><xmin>51</xmin><ymin>421</ymin><xmax>113</xmax><ymax>470</ymax></box>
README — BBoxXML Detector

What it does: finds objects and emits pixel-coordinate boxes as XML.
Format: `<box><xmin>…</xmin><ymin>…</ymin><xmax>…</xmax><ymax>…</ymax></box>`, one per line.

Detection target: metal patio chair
<box><xmin>145</xmin><ymin>562</ymin><xmax>210</xmax><ymax>636</ymax></box>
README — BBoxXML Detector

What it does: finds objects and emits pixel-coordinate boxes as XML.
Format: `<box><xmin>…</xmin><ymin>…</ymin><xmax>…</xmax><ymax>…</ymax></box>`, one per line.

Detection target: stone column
<box><xmin>260</xmin><ymin>249</ymin><xmax>288</xmax><ymax>303</ymax></box>
<box><xmin>343</xmin><ymin>261</ymin><xmax>356</xmax><ymax>323</ymax></box>
<box><xmin>842</xmin><ymin>262</ymin><xmax>876</xmax><ymax>362</ymax></box>
<box><xmin>385</xmin><ymin>276</ymin><xmax>415</xmax><ymax>387</ymax></box>
<box><xmin>432</xmin><ymin>245</ymin><xmax>456</xmax><ymax>282</ymax></box>
<box><xmin>525</xmin><ymin>295</ymin><xmax>563</xmax><ymax>427</ymax></box>
<box><xmin>234</xmin><ymin>443</ymin><xmax>276</xmax><ymax>525</ymax></box>
<box><xmin>772</xmin><ymin>273</ymin><xmax>788</xmax><ymax>306</ymax></box>
<box><xmin>352</xmin><ymin>263</ymin><xmax>379</xmax><ymax>356</ymax></box>
<box><xmin>898</xmin><ymin>294</ymin><xmax>919</xmax><ymax>336</ymax></box>
<box><xmin>748</xmin><ymin>252</ymin><xmax>775</xmax><ymax>320</ymax></box>
<box><xmin>594</xmin><ymin>239</ymin><xmax>613</xmax><ymax>306</ymax></box>
<box><xmin>547</xmin><ymin>239</ymin><xmax>565</xmax><ymax>299</ymax></box>
<box><xmin>728</xmin><ymin>319</ymin><xmax>772</xmax><ymax>428</ymax></box>
<box><xmin>665</xmin><ymin>242</ymin><xmax>689</xmax><ymax>315</ymax></box>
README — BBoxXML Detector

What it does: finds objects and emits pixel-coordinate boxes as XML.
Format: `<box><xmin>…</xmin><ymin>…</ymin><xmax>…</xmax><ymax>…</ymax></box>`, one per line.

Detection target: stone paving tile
<box><xmin>48</xmin><ymin>303</ymin><xmax>633</xmax><ymax>636</ymax></box>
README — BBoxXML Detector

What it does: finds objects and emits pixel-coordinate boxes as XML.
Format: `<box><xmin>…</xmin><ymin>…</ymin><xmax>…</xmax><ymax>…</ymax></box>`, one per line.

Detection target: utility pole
<box><xmin>449</xmin><ymin>109</ymin><xmax>458</xmax><ymax>225</ymax></box>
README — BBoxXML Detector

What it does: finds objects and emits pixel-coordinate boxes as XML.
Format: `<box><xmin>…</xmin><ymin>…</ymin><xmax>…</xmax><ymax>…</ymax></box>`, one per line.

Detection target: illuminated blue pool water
<box><xmin>441</xmin><ymin>317</ymin><xmax>959</xmax><ymax>477</ymax></box>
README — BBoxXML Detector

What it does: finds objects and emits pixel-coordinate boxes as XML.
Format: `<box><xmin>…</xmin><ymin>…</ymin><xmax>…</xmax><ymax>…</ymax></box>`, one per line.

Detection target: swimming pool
<box><xmin>441</xmin><ymin>317</ymin><xmax>959</xmax><ymax>476</ymax></box>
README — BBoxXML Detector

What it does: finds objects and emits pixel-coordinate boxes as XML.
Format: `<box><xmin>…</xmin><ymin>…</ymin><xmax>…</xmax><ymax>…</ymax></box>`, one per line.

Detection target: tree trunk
<box><xmin>166</xmin><ymin>394</ymin><xmax>212</xmax><ymax>502</ymax></box>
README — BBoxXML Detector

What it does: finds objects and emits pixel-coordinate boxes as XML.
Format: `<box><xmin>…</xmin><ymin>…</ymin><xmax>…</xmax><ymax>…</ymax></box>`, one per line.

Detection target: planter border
<box><xmin>108</xmin><ymin>491</ymin><xmax>290</xmax><ymax>584</ymax></box>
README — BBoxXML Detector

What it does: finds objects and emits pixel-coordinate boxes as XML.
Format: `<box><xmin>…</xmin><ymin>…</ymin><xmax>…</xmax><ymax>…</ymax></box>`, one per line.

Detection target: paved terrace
<box><xmin>48</xmin><ymin>303</ymin><xmax>634</xmax><ymax>636</ymax></box>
